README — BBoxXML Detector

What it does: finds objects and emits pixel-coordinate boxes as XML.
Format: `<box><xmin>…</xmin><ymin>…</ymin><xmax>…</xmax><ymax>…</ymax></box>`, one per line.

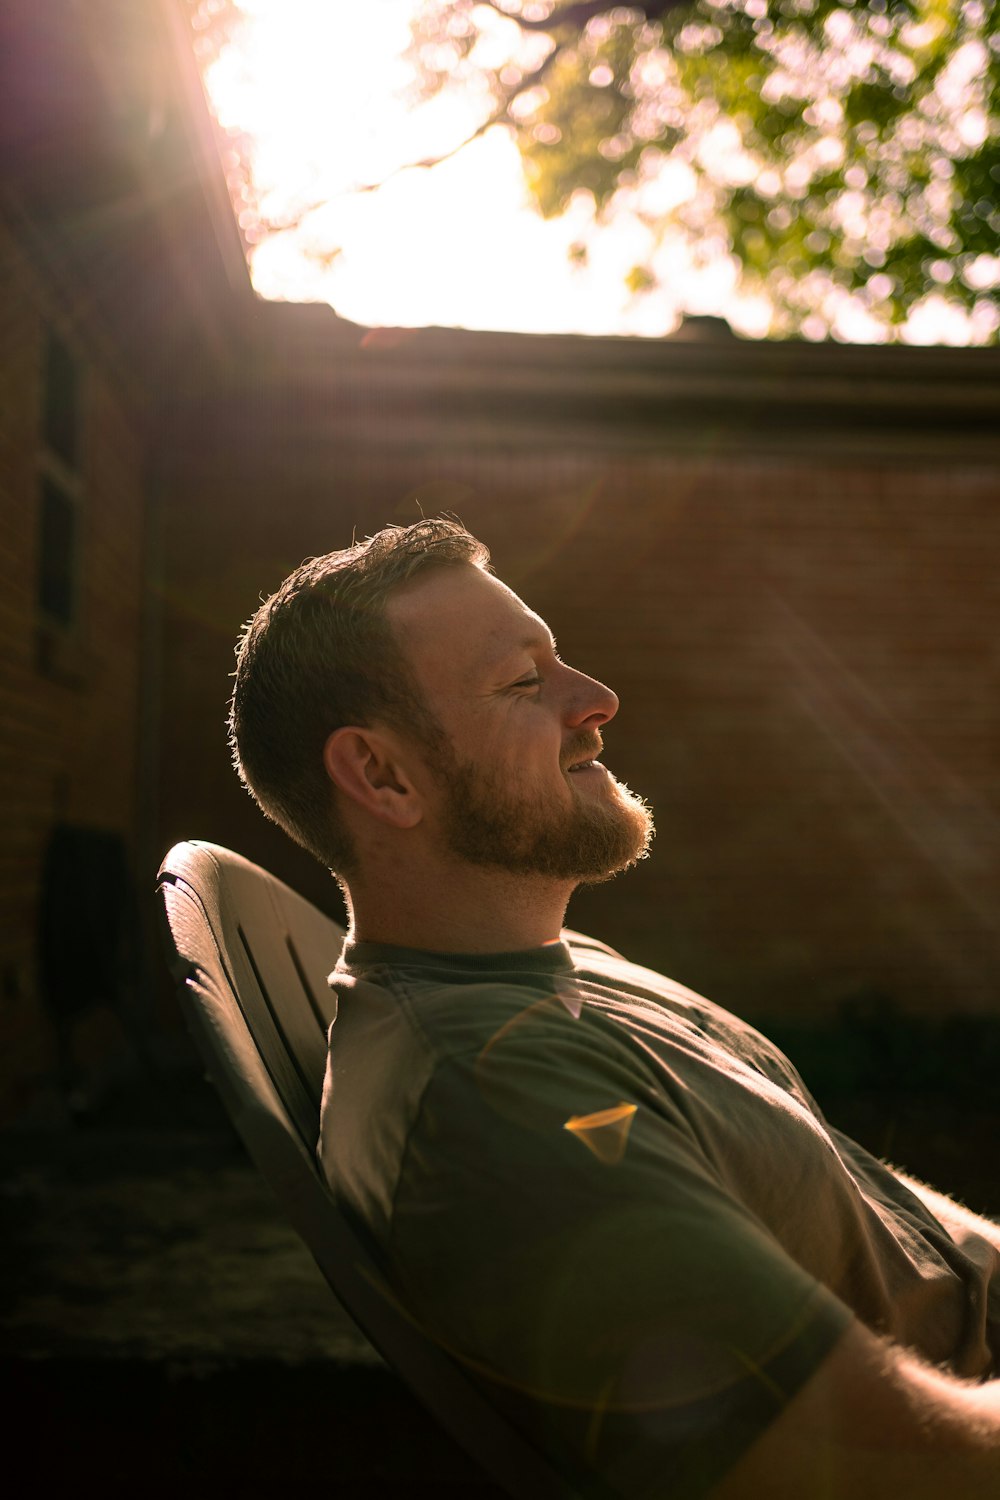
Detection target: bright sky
<box><xmin>198</xmin><ymin>0</ymin><xmax>987</xmax><ymax>343</ymax></box>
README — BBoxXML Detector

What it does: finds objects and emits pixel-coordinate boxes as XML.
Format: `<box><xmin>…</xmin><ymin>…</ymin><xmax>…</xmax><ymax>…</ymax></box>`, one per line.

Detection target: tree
<box><xmin>405</xmin><ymin>0</ymin><xmax>1000</xmax><ymax>340</ymax></box>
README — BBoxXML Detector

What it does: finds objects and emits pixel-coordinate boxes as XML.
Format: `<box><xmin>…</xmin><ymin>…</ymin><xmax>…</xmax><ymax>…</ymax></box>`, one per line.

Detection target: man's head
<box><xmin>230</xmin><ymin>518</ymin><xmax>652</xmax><ymax>887</ymax></box>
<box><xmin>229</xmin><ymin>518</ymin><xmax>487</xmax><ymax>872</ymax></box>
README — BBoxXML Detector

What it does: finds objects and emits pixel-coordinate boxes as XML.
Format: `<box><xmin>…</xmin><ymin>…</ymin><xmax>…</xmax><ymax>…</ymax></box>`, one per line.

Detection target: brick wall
<box><xmin>0</xmin><ymin>220</ymin><xmax>147</xmax><ymax>1114</ymax></box>
<box><xmin>157</xmin><ymin>398</ymin><xmax>1000</xmax><ymax>1025</ymax></box>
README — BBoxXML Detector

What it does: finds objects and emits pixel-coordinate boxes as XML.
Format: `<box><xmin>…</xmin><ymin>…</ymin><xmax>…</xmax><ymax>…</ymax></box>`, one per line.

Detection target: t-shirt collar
<box><xmin>337</xmin><ymin>937</ymin><xmax>575</xmax><ymax>976</ymax></box>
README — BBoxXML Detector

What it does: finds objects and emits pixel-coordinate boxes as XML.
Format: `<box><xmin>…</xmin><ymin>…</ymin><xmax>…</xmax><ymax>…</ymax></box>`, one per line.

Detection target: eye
<box><xmin>512</xmin><ymin>674</ymin><xmax>542</xmax><ymax>690</ymax></box>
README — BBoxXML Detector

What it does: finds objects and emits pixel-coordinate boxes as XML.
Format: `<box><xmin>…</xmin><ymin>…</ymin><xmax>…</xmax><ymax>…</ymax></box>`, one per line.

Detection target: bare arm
<box><xmin>713</xmin><ymin>1320</ymin><xmax>1000</xmax><ymax>1500</ymax></box>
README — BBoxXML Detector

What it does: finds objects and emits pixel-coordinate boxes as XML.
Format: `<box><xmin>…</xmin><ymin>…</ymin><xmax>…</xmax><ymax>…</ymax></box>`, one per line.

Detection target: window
<box><xmin>38</xmin><ymin>477</ymin><xmax>77</xmax><ymax>627</ymax></box>
<box><xmin>37</xmin><ymin>328</ymin><xmax>85</xmax><ymax>679</ymax></box>
<box><xmin>42</xmin><ymin>331</ymin><xmax>79</xmax><ymax>467</ymax></box>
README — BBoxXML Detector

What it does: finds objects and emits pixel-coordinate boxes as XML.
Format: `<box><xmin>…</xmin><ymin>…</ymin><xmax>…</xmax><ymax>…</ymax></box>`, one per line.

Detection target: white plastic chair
<box><xmin>156</xmin><ymin>839</ymin><xmax>578</xmax><ymax>1500</ymax></box>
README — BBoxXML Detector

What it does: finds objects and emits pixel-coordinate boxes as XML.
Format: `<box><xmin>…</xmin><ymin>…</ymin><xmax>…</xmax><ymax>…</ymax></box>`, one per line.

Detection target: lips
<box><xmin>564</xmin><ymin>738</ymin><xmax>605</xmax><ymax>773</ymax></box>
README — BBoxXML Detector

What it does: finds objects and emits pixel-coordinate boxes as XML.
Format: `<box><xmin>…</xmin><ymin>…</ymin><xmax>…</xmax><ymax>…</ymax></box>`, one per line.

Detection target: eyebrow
<box><xmin>486</xmin><ymin>630</ymin><xmax>558</xmax><ymax>678</ymax></box>
<box><xmin>522</xmin><ymin>629</ymin><xmax>558</xmax><ymax>654</ymax></box>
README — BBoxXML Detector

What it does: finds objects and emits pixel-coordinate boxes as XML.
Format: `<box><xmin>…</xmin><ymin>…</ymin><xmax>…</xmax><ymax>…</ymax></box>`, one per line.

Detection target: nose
<box><xmin>564</xmin><ymin>668</ymin><xmax>619</xmax><ymax>729</ymax></box>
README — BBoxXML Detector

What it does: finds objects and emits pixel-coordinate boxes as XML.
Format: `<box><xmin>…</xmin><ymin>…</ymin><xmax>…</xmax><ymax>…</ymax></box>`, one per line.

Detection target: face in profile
<box><xmin>387</xmin><ymin>563</ymin><xmax>654</xmax><ymax>884</ymax></box>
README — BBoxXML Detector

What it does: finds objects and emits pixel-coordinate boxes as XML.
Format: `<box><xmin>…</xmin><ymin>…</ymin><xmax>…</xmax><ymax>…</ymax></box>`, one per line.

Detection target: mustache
<box><xmin>562</xmin><ymin>732</ymin><xmax>604</xmax><ymax>770</ymax></box>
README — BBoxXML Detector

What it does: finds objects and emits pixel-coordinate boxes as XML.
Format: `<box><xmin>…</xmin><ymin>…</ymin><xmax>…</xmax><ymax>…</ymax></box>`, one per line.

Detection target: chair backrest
<box><xmin>156</xmin><ymin>839</ymin><xmax>576</xmax><ymax>1500</ymax></box>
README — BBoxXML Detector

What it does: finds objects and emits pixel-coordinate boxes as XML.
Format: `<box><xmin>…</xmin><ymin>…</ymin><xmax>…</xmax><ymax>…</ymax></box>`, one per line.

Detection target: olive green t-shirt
<box><xmin>318</xmin><ymin>933</ymin><xmax>999</xmax><ymax>1497</ymax></box>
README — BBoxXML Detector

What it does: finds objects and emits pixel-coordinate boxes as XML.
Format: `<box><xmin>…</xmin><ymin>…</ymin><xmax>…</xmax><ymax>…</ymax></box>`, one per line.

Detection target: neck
<box><xmin>342</xmin><ymin>851</ymin><xmax>574</xmax><ymax>954</ymax></box>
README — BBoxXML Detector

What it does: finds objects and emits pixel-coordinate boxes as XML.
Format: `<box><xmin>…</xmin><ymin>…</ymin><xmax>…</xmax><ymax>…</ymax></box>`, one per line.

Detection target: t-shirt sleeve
<box><xmin>385</xmin><ymin>1013</ymin><xmax>853</xmax><ymax>1499</ymax></box>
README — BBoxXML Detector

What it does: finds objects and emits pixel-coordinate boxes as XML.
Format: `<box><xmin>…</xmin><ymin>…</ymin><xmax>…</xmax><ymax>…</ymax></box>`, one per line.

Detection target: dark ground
<box><xmin>2</xmin><ymin>1027</ymin><xmax>996</xmax><ymax>1498</ymax></box>
<box><xmin>0</xmin><ymin>1036</ymin><xmax>504</xmax><ymax>1498</ymax></box>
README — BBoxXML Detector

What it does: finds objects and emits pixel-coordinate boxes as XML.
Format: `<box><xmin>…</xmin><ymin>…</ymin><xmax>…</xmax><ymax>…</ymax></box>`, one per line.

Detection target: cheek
<box><xmin>471</xmin><ymin>709</ymin><xmax>563</xmax><ymax>785</ymax></box>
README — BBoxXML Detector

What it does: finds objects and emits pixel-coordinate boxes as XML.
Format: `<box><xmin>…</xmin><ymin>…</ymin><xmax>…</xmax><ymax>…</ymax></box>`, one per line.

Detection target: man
<box><xmin>229</xmin><ymin>517</ymin><xmax>1000</xmax><ymax>1497</ymax></box>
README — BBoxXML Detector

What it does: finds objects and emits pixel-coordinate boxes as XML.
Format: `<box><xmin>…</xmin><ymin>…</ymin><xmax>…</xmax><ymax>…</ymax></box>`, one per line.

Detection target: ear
<box><xmin>322</xmin><ymin>725</ymin><xmax>424</xmax><ymax>831</ymax></box>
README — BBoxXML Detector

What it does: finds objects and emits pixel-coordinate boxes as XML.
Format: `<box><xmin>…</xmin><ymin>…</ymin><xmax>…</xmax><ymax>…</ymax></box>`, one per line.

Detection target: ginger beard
<box><xmin>433</xmin><ymin>738</ymin><xmax>655</xmax><ymax>884</ymax></box>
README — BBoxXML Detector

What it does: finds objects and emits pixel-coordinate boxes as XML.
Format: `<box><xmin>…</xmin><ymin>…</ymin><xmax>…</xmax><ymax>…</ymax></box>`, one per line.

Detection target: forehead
<box><xmin>386</xmin><ymin>564</ymin><xmax>549</xmax><ymax>688</ymax></box>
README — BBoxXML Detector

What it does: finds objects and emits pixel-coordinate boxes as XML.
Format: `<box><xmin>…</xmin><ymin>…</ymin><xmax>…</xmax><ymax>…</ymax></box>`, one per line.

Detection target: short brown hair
<box><xmin>229</xmin><ymin>517</ymin><xmax>490</xmax><ymax>873</ymax></box>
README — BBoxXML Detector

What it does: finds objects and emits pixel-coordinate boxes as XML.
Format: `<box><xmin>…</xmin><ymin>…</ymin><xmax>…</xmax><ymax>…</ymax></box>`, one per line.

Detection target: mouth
<box><xmin>564</xmin><ymin>736</ymin><xmax>606</xmax><ymax>775</ymax></box>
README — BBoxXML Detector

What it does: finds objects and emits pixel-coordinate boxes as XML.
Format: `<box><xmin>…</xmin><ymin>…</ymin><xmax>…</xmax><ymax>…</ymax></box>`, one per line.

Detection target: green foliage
<box><xmin>408</xmin><ymin>0</ymin><xmax>1000</xmax><ymax>339</ymax></box>
<box><xmin>521</xmin><ymin>25</ymin><xmax>646</xmax><ymax>214</ymax></box>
